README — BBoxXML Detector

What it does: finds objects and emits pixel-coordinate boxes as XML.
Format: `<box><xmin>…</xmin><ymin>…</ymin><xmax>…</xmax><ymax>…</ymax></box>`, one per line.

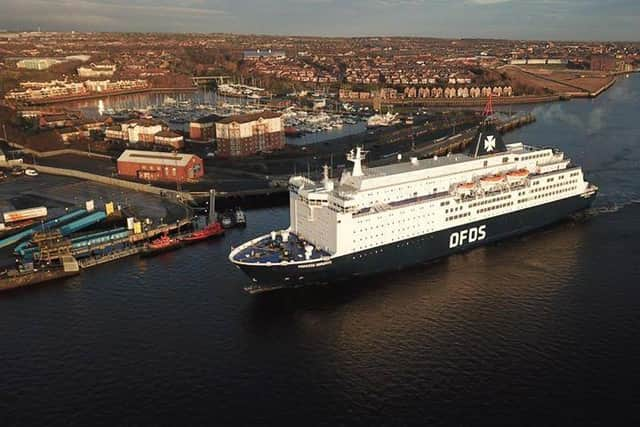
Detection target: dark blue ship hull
<box><xmin>236</xmin><ymin>192</ymin><xmax>597</xmax><ymax>293</ymax></box>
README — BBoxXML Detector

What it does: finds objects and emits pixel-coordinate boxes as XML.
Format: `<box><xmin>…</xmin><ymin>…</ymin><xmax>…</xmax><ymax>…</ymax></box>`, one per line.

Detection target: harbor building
<box><xmin>77</xmin><ymin>63</ymin><xmax>116</xmax><ymax>78</ymax></box>
<box><xmin>154</xmin><ymin>130</ymin><xmax>185</xmax><ymax>150</ymax></box>
<box><xmin>590</xmin><ymin>55</ymin><xmax>616</xmax><ymax>72</ymax></box>
<box><xmin>215</xmin><ymin>112</ymin><xmax>284</xmax><ymax>157</ymax></box>
<box><xmin>106</xmin><ymin>119</ymin><xmax>164</xmax><ymax>143</ymax></box>
<box><xmin>189</xmin><ymin>114</ymin><xmax>221</xmax><ymax>141</ymax></box>
<box><xmin>117</xmin><ymin>150</ymin><xmax>204</xmax><ymax>182</ymax></box>
<box><xmin>16</xmin><ymin>58</ymin><xmax>61</xmax><ymax>70</ymax></box>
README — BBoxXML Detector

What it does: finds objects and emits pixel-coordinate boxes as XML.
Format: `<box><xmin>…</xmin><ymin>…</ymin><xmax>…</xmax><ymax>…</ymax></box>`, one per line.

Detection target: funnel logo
<box><xmin>484</xmin><ymin>135</ymin><xmax>496</xmax><ymax>152</ymax></box>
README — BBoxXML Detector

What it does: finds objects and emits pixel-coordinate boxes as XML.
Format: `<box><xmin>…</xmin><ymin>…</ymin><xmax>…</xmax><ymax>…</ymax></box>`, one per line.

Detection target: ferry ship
<box><xmin>229</xmin><ymin>119</ymin><xmax>598</xmax><ymax>293</ymax></box>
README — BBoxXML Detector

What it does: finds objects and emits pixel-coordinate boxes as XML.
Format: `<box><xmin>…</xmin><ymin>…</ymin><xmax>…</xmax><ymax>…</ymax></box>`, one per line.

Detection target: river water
<box><xmin>1</xmin><ymin>75</ymin><xmax>640</xmax><ymax>426</ymax></box>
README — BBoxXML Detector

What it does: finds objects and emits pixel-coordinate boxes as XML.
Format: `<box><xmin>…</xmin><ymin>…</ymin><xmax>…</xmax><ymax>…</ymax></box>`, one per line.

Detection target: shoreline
<box><xmin>9</xmin><ymin>87</ymin><xmax>199</xmax><ymax>107</ymax></box>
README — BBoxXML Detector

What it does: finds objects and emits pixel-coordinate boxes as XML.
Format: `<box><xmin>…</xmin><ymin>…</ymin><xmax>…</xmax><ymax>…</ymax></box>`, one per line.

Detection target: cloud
<box><xmin>0</xmin><ymin>0</ymin><xmax>638</xmax><ymax>40</ymax></box>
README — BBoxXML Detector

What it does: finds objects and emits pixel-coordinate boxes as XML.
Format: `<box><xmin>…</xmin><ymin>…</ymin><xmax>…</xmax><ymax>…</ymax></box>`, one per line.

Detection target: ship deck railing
<box><xmin>231</xmin><ymin>232</ymin><xmax>330</xmax><ymax>265</ymax></box>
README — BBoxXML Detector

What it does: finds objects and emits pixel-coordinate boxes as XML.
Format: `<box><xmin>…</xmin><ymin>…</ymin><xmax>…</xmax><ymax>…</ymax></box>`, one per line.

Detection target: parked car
<box><xmin>24</xmin><ymin>168</ymin><xmax>39</xmax><ymax>177</ymax></box>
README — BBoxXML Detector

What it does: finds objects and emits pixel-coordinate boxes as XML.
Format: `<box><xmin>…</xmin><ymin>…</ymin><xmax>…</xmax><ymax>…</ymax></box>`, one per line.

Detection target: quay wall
<box><xmin>342</xmin><ymin>95</ymin><xmax>561</xmax><ymax>107</ymax></box>
<box><xmin>1</xmin><ymin>160</ymin><xmax>194</xmax><ymax>202</ymax></box>
<box><xmin>8</xmin><ymin>87</ymin><xmax>198</xmax><ymax>107</ymax></box>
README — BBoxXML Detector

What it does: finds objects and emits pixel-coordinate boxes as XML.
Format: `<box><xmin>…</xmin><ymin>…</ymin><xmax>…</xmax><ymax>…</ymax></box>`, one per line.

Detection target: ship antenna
<box><xmin>482</xmin><ymin>92</ymin><xmax>494</xmax><ymax>121</ymax></box>
<box><xmin>347</xmin><ymin>146</ymin><xmax>367</xmax><ymax>177</ymax></box>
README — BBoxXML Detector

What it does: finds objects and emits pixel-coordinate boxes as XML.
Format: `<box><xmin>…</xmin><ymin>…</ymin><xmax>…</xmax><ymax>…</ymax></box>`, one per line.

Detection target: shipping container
<box><xmin>2</xmin><ymin>207</ymin><xmax>48</xmax><ymax>224</ymax></box>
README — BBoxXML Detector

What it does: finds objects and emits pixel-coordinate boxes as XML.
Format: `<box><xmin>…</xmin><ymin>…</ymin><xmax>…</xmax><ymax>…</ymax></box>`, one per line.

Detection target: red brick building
<box><xmin>189</xmin><ymin>114</ymin><xmax>221</xmax><ymax>141</ymax></box>
<box><xmin>590</xmin><ymin>54</ymin><xmax>616</xmax><ymax>72</ymax></box>
<box><xmin>117</xmin><ymin>150</ymin><xmax>204</xmax><ymax>182</ymax></box>
<box><xmin>215</xmin><ymin>111</ymin><xmax>284</xmax><ymax>157</ymax></box>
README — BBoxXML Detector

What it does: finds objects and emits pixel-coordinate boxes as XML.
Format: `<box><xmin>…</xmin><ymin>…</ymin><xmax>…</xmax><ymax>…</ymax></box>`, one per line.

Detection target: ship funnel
<box><xmin>468</xmin><ymin>121</ymin><xmax>507</xmax><ymax>158</ymax></box>
<box><xmin>271</xmin><ymin>231</ymin><xmax>277</xmax><ymax>241</ymax></box>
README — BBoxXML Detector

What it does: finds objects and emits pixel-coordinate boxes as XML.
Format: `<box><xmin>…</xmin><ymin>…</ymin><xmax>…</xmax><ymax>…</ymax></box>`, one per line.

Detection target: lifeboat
<box><xmin>479</xmin><ymin>174</ymin><xmax>505</xmax><ymax>190</ymax></box>
<box><xmin>506</xmin><ymin>168</ymin><xmax>529</xmax><ymax>184</ymax></box>
<box><xmin>480</xmin><ymin>174</ymin><xmax>504</xmax><ymax>183</ymax></box>
<box><xmin>456</xmin><ymin>182</ymin><xmax>476</xmax><ymax>196</ymax></box>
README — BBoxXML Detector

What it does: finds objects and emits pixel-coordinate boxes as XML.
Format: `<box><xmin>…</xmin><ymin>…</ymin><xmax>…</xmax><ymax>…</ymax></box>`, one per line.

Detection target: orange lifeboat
<box><xmin>456</xmin><ymin>182</ymin><xmax>476</xmax><ymax>196</ymax></box>
<box><xmin>479</xmin><ymin>174</ymin><xmax>505</xmax><ymax>190</ymax></box>
<box><xmin>480</xmin><ymin>174</ymin><xmax>504</xmax><ymax>183</ymax></box>
<box><xmin>507</xmin><ymin>169</ymin><xmax>529</xmax><ymax>178</ymax></box>
<box><xmin>506</xmin><ymin>168</ymin><xmax>529</xmax><ymax>184</ymax></box>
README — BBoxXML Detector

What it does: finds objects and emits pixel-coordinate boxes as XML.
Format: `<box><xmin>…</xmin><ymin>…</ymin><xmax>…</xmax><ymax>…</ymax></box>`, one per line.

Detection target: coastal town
<box><xmin>0</xmin><ymin>31</ymin><xmax>638</xmax><ymax>291</ymax></box>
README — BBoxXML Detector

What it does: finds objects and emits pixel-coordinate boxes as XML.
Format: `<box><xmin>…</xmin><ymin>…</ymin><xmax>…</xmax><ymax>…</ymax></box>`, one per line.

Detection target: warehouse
<box><xmin>117</xmin><ymin>150</ymin><xmax>204</xmax><ymax>182</ymax></box>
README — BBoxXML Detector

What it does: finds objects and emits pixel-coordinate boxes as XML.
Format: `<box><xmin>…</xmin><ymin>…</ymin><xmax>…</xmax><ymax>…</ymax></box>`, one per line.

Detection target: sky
<box><xmin>1</xmin><ymin>0</ymin><xmax>638</xmax><ymax>41</ymax></box>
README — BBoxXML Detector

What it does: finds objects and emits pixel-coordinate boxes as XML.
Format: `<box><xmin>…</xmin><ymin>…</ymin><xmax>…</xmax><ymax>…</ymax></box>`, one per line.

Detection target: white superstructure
<box><xmin>287</xmin><ymin>138</ymin><xmax>590</xmax><ymax>259</ymax></box>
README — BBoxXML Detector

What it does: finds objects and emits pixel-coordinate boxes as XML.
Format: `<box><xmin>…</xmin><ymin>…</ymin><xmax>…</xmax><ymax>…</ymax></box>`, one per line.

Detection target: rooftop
<box><xmin>155</xmin><ymin>130</ymin><xmax>182</xmax><ymax>138</ymax></box>
<box><xmin>191</xmin><ymin>114</ymin><xmax>222</xmax><ymax>124</ymax></box>
<box><xmin>117</xmin><ymin>149</ymin><xmax>199</xmax><ymax>167</ymax></box>
<box><xmin>217</xmin><ymin>111</ymin><xmax>281</xmax><ymax>124</ymax></box>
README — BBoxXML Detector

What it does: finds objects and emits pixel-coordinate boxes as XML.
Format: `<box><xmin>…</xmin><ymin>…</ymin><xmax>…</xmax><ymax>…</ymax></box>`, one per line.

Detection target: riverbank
<box><xmin>9</xmin><ymin>86</ymin><xmax>198</xmax><ymax>107</ymax></box>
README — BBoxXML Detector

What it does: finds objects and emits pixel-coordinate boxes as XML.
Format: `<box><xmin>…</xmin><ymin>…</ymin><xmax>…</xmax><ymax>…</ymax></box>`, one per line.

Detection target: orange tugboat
<box><xmin>179</xmin><ymin>222</ymin><xmax>224</xmax><ymax>244</ymax></box>
<box><xmin>141</xmin><ymin>234</ymin><xmax>182</xmax><ymax>257</ymax></box>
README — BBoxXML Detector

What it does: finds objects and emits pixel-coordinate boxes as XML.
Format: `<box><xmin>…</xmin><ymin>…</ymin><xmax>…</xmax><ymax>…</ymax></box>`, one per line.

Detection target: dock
<box><xmin>77</xmin><ymin>246</ymin><xmax>143</xmax><ymax>268</ymax></box>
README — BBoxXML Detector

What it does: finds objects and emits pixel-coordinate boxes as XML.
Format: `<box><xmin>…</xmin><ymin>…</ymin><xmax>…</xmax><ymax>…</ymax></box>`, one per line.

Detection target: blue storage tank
<box><xmin>59</xmin><ymin>211</ymin><xmax>107</xmax><ymax>236</ymax></box>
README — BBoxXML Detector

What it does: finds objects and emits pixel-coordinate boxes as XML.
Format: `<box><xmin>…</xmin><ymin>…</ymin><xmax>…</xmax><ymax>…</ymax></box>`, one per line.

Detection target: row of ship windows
<box><xmin>365</xmin><ymin>185</ymin><xmax>438</xmax><ymax>200</ymax></box>
<box><xmin>446</xmin><ymin>212</ymin><xmax>471</xmax><ymax>222</ymax></box>
<box><xmin>353</xmin><ymin>231</ymin><xmax>433</xmax><ymax>251</ymax></box>
<box><xmin>352</xmin><ymin>234</ymin><xmax>436</xmax><ymax>257</ymax></box>
<box><xmin>522</xmin><ymin>153</ymin><xmax>548</xmax><ymax>161</ymax></box>
<box><xmin>532</xmin><ymin>179</ymin><xmax>577</xmax><ymax>193</ymax></box>
<box><xmin>531</xmin><ymin>186</ymin><xmax>577</xmax><ymax>200</ymax></box>
<box><xmin>446</xmin><ymin>206</ymin><xmax>464</xmax><ymax>213</ymax></box>
<box><xmin>478</xmin><ymin>201</ymin><xmax>514</xmax><ymax>214</ymax></box>
<box><xmin>468</xmin><ymin>194</ymin><xmax>512</xmax><ymax>208</ymax></box>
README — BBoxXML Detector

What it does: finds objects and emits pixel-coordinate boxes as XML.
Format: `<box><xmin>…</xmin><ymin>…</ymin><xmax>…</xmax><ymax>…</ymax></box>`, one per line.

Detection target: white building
<box><xmin>78</xmin><ymin>64</ymin><xmax>117</xmax><ymax>78</ymax></box>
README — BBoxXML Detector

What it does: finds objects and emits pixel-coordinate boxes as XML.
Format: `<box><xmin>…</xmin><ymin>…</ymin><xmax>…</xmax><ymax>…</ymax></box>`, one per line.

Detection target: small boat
<box><xmin>141</xmin><ymin>234</ymin><xmax>182</xmax><ymax>257</ymax></box>
<box><xmin>220</xmin><ymin>211</ymin><xmax>235</xmax><ymax>229</ymax></box>
<box><xmin>179</xmin><ymin>222</ymin><xmax>224</xmax><ymax>244</ymax></box>
<box><xmin>234</xmin><ymin>208</ymin><xmax>246</xmax><ymax>227</ymax></box>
